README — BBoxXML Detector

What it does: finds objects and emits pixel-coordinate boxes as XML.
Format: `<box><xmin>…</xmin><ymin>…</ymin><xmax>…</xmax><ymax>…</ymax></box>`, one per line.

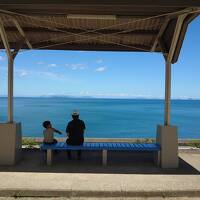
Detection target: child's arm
<box><xmin>52</xmin><ymin>128</ymin><xmax>62</xmax><ymax>134</ymax></box>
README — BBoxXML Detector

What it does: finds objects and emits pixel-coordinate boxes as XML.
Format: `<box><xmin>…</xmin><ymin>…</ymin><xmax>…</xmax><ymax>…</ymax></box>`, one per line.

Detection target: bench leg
<box><xmin>102</xmin><ymin>150</ymin><xmax>107</xmax><ymax>166</ymax></box>
<box><xmin>154</xmin><ymin>151</ymin><xmax>161</xmax><ymax>167</ymax></box>
<box><xmin>157</xmin><ymin>151</ymin><xmax>161</xmax><ymax>167</ymax></box>
<box><xmin>47</xmin><ymin>149</ymin><xmax>52</xmax><ymax>165</ymax></box>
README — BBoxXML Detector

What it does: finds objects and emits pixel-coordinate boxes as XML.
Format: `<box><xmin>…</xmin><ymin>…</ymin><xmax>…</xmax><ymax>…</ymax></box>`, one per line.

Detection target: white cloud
<box><xmin>16</xmin><ymin>69</ymin><xmax>30</xmax><ymax>77</ymax></box>
<box><xmin>90</xmin><ymin>92</ymin><xmax>155</xmax><ymax>99</ymax></box>
<box><xmin>95</xmin><ymin>66</ymin><xmax>106</xmax><ymax>72</ymax></box>
<box><xmin>0</xmin><ymin>56</ymin><xmax>5</xmax><ymax>61</ymax></box>
<box><xmin>37</xmin><ymin>61</ymin><xmax>44</xmax><ymax>65</ymax></box>
<box><xmin>20</xmin><ymin>71</ymin><xmax>28</xmax><ymax>77</ymax></box>
<box><xmin>80</xmin><ymin>91</ymin><xmax>89</xmax><ymax>96</ymax></box>
<box><xmin>15</xmin><ymin>68</ymin><xmax>67</xmax><ymax>80</ymax></box>
<box><xmin>96</xmin><ymin>59</ymin><xmax>103</xmax><ymax>64</ymax></box>
<box><xmin>48</xmin><ymin>63</ymin><xmax>57</xmax><ymax>68</ymax></box>
<box><xmin>66</xmin><ymin>63</ymin><xmax>87</xmax><ymax>70</ymax></box>
<box><xmin>38</xmin><ymin>71</ymin><xmax>67</xmax><ymax>80</ymax></box>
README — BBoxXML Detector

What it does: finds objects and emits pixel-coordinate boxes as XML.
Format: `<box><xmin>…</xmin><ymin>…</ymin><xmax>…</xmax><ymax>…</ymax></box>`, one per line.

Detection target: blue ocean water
<box><xmin>0</xmin><ymin>97</ymin><xmax>200</xmax><ymax>139</ymax></box>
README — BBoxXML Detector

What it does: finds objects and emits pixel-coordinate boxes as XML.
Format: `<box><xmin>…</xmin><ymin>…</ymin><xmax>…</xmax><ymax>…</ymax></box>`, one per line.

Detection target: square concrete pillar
<box><xmin>156</xmin><ymin>125</ymin><xmax>178</xmax><ymax>168</ymax></box>
<box><xmin>0</xmin><ymin>122</ymin><xmax>22</xmax><ymax>165</ymax></box>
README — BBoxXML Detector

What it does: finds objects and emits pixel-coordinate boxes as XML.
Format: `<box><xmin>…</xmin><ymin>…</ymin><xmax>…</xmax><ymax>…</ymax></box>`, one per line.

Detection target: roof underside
<box><xmin>0</xmin><ymin>1</ymin><xmax>199</xmax><ymax>63</ymax></box>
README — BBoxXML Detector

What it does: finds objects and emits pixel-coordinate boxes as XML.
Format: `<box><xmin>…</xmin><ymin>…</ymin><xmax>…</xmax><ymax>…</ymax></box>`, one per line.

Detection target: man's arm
<box><xmin>66</xmin><ymin>123</ymin><xmax>70</xmax><ymax>137</ymax></box>
<box><xmin>82</xmin><ymin>121</ymin><xmax>86</xmax><ymax>130</ymax></box>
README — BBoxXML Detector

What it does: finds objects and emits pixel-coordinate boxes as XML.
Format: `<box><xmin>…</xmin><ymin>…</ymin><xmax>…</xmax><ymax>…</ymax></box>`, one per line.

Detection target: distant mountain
<box><xmin>38</xmin><ymin>95</ymin><xmax>94</xmax><ymax>99</ymax></box>
<box><xmin>0</xmin><ymin>95</ymin><xmax>200</xmax><ymax>100</ymax></box>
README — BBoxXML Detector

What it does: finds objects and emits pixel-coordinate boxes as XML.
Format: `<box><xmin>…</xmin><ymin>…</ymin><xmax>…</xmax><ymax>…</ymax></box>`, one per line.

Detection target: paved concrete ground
<box><xmin>0</xmin><ymin>149</ymin><xmax>199</xmax><ymax>198</ymax></box>
<box><xmin>0</xmin><ymin>198</ymin><xmax>200</xmax><ymax>200</ymax></box>
<box><xmin>179</xmin><ymin>152</ymin><xmax>200</xmax><ymax>172</ymax></box>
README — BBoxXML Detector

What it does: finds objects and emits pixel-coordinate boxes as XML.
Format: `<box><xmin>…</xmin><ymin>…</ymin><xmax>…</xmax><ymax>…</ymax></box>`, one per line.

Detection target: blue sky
<box><xmin>0</xmin><ymin>16</ymin><xmax>199</xmax><ymax>99</ymax></box>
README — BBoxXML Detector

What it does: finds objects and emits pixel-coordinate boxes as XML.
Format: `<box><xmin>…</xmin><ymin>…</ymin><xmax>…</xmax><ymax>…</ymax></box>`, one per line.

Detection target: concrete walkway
<box><xmin>0</xmin><ymin>149</ymin><xmax>199</xmax><ymax>198</ymax></box>
<box><xmin>1</xmin><ymin>198</ymin><xmax>200</xmax><ymax>200</ymax></box>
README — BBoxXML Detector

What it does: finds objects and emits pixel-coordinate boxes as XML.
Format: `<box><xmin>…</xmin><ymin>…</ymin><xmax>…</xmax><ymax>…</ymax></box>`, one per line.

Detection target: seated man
<box><xmin>66</xmin><ymin>111</ymin><xmax>86</xmax><ymax>159</ymax></box>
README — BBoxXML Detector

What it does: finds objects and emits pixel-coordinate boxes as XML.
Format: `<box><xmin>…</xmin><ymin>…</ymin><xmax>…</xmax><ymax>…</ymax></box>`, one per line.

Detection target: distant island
<box><xmin>0</xmin><ymin>95</ymin><xmax>200</xmax><ymax>100</ymax></box>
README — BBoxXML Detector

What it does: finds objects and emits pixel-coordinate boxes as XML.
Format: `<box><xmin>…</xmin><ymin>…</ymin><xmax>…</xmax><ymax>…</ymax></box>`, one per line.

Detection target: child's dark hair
<box><xmin>42</xmin><ymin>120</ymin><xmax>51</xmax><ymax>128</ymax></box>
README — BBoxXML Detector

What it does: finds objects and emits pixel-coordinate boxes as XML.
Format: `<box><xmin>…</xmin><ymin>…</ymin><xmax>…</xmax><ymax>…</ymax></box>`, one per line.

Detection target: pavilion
<box><xmin>0</xmin><ymin>0</ymin><xmax>199</xmax><ymax>168</ymax></box>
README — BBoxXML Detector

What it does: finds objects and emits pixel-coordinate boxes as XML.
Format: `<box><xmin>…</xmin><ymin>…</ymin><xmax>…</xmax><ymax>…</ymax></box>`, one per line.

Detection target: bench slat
<box><xmin>41</xmin><ymin>142</ymin><xmax>160</xmax><ymax>151</ymax></box>
<box><xmin>127</xmin><ymin>143</ymin><xmax>132</xmax><ymax>150</ymax></box>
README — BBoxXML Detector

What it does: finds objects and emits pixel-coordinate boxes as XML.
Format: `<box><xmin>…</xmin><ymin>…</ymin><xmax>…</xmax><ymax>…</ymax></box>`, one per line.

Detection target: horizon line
<box><xmin>0</xmin><ymin>95</ymin><xmax>199</xmax><ymax>100</ymax></box>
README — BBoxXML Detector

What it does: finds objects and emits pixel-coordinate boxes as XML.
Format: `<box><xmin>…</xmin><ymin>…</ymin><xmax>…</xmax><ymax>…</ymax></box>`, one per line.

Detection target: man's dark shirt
<box><xmin>66</xmin><ymin>119</ymin><xmax>86</xmax><ymax>145</ymax></box>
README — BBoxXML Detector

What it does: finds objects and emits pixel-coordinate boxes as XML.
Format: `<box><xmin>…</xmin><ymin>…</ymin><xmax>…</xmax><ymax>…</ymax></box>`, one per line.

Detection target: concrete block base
<box><xmin>156</xmin><ymin>125</ymin><xmax>178</xmax><ymax>168</ymax></box>
<box><xmin>0</xmin><ymin>122</ymin><xmax>22</xmax><ymax>165</ymax></box>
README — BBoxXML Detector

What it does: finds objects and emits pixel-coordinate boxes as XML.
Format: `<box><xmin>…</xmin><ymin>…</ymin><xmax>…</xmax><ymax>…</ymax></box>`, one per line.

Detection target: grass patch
<box><xmin>179</xmin><ymin>140</ymin><xmax>200</xmax><ymax>148</ymax></box>
<box><xmin>135</xmin><ymin>138</ymin><xmax>155</xmax><ymax>143</ymax></box>
<box><xmin>22</xmin><ymin>138</ymin><xmax>39</xmax><ymax>148</ymax></box>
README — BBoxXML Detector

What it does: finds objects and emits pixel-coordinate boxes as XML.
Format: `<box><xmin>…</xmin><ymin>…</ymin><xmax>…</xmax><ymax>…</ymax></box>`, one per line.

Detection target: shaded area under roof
<box><xmin>0</xmin><ymin>1</ymin><xmax>199</xmax><ymax>63</ymax></box>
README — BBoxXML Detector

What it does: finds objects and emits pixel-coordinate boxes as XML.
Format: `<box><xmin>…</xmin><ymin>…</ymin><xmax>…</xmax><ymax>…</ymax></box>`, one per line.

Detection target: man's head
<box><xmin>72</xmin><ymin>111</ymin><xmax>79</xmax><ymax>120</ymax></box>
<box><xmin>42</xmin><ymin>120</ymin><xmax>52</xmax><ymax>129</ymax></box>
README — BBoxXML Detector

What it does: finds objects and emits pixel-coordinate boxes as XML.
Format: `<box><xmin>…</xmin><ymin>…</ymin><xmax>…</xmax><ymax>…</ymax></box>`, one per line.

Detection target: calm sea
<box><xmin>0</xmin><ymin>97</ymin><xmax>200</xmax><ymax>139</ymax></box>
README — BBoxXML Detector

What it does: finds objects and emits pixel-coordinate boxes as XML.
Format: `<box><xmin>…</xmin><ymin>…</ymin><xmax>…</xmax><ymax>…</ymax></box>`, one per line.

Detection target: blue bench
<box><xmin>41</xmin><ymin>142</ymin><xmax>161</xmax><ymax>166</ymax></box>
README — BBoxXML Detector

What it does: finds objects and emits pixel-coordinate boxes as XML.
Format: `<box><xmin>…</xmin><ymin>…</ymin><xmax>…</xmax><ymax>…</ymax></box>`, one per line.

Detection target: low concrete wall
<box><xmin>157</xmin><ymin>125</ymin><xmax>178</xmax><ymax>168</ymax></box>
<box><xmin>32</xmin><ymin>137</ymin><xmax>155</xmax><ymax>143</ymax></box>
<box><xmin>0</xmin><ymin>123</ymin><xmax>22</xmax><ymax>165</ymax></box>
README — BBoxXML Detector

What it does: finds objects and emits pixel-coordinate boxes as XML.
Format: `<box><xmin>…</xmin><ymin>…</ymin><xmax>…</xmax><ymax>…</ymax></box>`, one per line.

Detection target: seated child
<box><xmin>42</xmin><ymin>120</ymin><xmax>62</xmax><ymax>144</ymax></box>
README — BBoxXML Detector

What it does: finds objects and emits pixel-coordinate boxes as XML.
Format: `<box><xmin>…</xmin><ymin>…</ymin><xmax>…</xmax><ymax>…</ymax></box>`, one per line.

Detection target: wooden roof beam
<box><xmin>158</xmin><ymin>37</ymin><xmax>168</xmax><ymax>60</ymax></box>
<box><xmin>0</xmin><ymin>42</ymin><xmax>151</xmax><ymax>52</ymax></box>
<box><xmin>12</xmin><ymin>19</ymin><xmax>32</xmax><ymax>49</ymax></box>
<box><xmin>167</xmin><ymin>14</ymin><xmax>187</xmax><ymax>63</ymax></box>
<box><xmin>5</xmin><ymin>27</ymin><xmax>158</xmax><ymax>36</ymax></box>
<box><xmin>172</xmin><ymin>13</ymin><xmax>200</xmax><ymax>63</ymax></box>
<box><xmin>1</xmin><ymin>0</ymin><xmax>200</xmax><ymax>7</ymax></box>
<box><xmin>0</xmin><ymin>18</ymin><xmax>12</xmax><ymax>59</ymax></box>
<box><xmin>151</xmin><ymin>18</ymin><xmax>170</xmax><ymax>52</ymax></box>
<box><xmin>150</xmin><ymin>7</ymin><xmax>200</xmax><ymax>52</ymax></box>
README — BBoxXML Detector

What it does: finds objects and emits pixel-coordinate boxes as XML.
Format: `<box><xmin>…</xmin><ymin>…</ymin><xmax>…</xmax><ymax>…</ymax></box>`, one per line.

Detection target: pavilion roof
<box><xmin>0</xmin><ymin>1</ymin><xmax>199</xmax><ymax>63</ymax></box>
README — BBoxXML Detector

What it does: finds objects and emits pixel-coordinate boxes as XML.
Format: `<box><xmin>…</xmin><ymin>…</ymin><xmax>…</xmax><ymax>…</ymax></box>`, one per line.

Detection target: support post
<box><xmin>0</xmin><ymin>18</ymin><xmax>14</xmax><ymax>123</ymax></box>
<box><xmin>164</xmin><ymin>61</ymin><xmax>171</xmax><ymax>126</ymax></box>
<box><xmin>164</xmin><ymin>14</ymin><xmax>187</xmax><ymax>126</ymax></box>
<box><xmin>8</xmin><ymin>57</ymin><xmax>14</xmax><ymax>123</ymax></box>
<box><xmin>156</xmin><ymin>14</ymin><xmax>187</xmax><ymax>168</ymax></box>
<box><xmin>0</xmin><ymin>18</ymin><xmax>22</xmax><ymax>165</ymax></box>
<box><xmin>157</xmin><ymin>59</ymin><xmax>178</xmax><ymax>168</ymax></box>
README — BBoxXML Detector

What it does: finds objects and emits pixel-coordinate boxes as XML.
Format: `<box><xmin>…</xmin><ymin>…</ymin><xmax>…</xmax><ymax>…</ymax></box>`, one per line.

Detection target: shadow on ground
<box><xmin>0</xmin><ymin>149</ymin><xmax>199</xmax><ymax>175</ymax></box>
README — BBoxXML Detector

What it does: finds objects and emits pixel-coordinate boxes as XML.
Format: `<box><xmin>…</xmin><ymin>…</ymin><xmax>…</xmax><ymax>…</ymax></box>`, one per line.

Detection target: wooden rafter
<box><xmin>151</xmin><ymin>18</ymin><xmax>170</xmax><ymax>52</ymax></box>
<box><xmin>12</xmin><ymin>19</ymin><xmax>33</xmax><ymax>49</ymax></box>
